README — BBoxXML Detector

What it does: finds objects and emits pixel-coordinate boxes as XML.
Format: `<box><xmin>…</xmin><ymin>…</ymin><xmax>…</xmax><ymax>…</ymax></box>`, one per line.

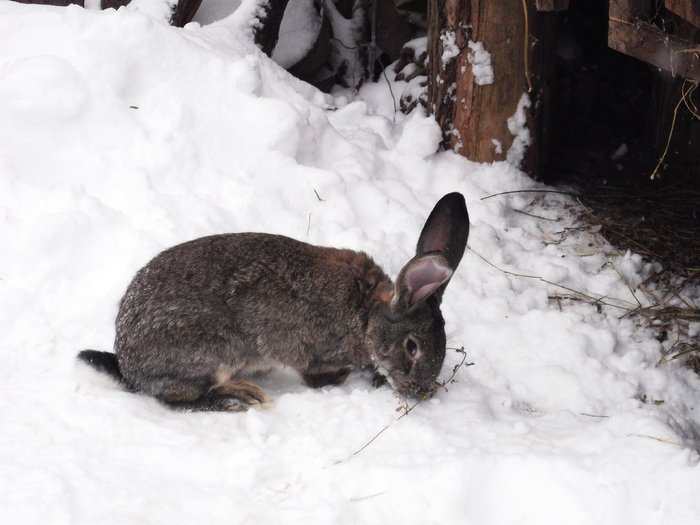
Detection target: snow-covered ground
<box><xmin>1</xmin><ymin>1</ymin><xmax>699</xmax><ymax>523</ymax></box>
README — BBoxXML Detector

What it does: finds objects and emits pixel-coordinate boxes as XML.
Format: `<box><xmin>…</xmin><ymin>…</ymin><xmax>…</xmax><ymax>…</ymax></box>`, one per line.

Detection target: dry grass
<box><xmin>478</xmin><ymin>189</ymin><xmax>700</xmax><ymax>373</ymax></box>
<box><xmin>572</xmin><ymin>187</ymin><xmax>700</xmax><ymax>371</ymax></box>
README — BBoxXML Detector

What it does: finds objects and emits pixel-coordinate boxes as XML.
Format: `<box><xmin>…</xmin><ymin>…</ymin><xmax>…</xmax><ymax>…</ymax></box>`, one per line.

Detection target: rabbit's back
<box><xmin>114</xmin><ymin>233</ymin><xmax>391</xmax><ymax>395</ymax></box>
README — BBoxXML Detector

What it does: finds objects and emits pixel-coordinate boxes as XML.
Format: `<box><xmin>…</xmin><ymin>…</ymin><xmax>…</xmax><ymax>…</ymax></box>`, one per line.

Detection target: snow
<box><xmin>506</xmin><ymin>92</ymin><xmax>532</xmax><ymax>168</ymax></box>
<box><xmin>129</xmin><ymin>0</ymin><xmax>178</xmax><ymax>24</ymax></box>
<box><xmin>467</xmin><ymin>40</ymin><xmax>494</xmax><ymax>86</ymax></box>
<box><xmin>492</xmin><ymin>138</ymin><xmax>503</xmax><ymax>155</ymax></box>
<box><xmin>194</xmin><ymin>0</ymin><xmax>242</xmax><ymax>25</ymax></box>
<box><xmin>1</xmin><ymin>2</ymin><xmax>700</xmax><ymax>524</ymax></box>
<box><xmin>440</xmin><ymin>30</ymin><xmax>459</xmax><ymax>66</ymax></box>
<box><xmin>324</xmin><ymin>0</ymin><xmax>365</xmax><ymax>88</ymax></box>
<box><xmin>271</xmin><ymin>0</ymin><xmax>321</xmax><ymax>69</ymax></box>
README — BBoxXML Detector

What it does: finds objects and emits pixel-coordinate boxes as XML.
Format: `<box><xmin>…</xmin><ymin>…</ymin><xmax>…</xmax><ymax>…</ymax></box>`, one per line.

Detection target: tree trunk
<box><xmin>101</xmin><ymin>0</ymin><xmax>128</xmax><ymax>10</ymax></box>
<box><xmin>427</xmin><ymin>0</ymin><xmax>556</xmax><ymax>178</ymax></box>
<box><xmin>170</xmin><ymin>0</ymin><xmax>204</xmax><ymax>27</ymax></box>
<box><xmin>254</xmin><ymin>0</ymin><xmax>291</xmax><ymax>57</ymax></box>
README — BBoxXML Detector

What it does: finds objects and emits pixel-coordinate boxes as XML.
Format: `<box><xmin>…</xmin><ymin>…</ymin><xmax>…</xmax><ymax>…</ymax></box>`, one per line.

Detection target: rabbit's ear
<box><xmin>393</xmin><ymin>253</ymin><xmax>453</xmax><ymax>310</ymax></box>
<box><xmin>416</xmin><ymin>192</ymin><xmax>469</xmax><ymax>270</ymax></box>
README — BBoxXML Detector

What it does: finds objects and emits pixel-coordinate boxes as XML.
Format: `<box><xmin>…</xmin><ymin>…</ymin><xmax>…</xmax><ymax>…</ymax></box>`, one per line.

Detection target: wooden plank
<box><xmin>665</xmin><ymin>0</ymin><xmax>700</xmax><ymax>29</ymax></box>
<box><xmin>608</xmin><ymin>18</ymin><xmax>700</xmax><ymax>81</ymax></box>
<box><xmin>11</xmin><ymin>0</ymin><xmax>84</xmax><ymax>5</ymax></box>
<box><xmin>609</xmin><ymin>0</ymin><xmax>653</xmax><ymax>22</ymax></box>
<box><xmin>535</xmin><ymin>0</ymin><xmax>569</xmax><ymax>11</ymax></box>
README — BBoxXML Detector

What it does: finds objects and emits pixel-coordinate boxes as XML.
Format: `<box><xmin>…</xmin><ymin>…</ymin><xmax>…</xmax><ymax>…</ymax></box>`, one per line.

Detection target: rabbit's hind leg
<box><xmin>159</xmin><ymin>379</ymin><xmax>272</xmax><ymax>412</ymax></box>
<box><xmin>208</xmin><ymin>379</ymin><xmax>273</xmax><ymax>411</ymax></box>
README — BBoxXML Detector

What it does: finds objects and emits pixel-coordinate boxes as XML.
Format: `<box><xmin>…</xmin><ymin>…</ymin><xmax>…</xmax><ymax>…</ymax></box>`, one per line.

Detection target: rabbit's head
<box><xmin>368</xmin><ymin>193</ymin><xmax>469</xmax><ymax>397</ymax></box>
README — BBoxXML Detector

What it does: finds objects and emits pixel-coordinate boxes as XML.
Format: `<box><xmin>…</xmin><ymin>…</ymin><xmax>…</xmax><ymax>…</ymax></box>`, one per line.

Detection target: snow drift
<box><xmin>0</xmin><ymin>1</ymin><xmax>699</xmax><ymax>524</ymax></box>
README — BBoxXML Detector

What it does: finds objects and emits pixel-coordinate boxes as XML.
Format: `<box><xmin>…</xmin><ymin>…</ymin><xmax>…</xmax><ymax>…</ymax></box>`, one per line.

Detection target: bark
<box><xmin>427</xmin><ymin>0</ymin><xmax>557</xmax><ymax>178</ymax></box>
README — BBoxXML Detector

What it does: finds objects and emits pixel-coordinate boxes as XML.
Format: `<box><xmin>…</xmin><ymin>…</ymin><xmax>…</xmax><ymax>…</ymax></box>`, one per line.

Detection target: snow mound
<box><xmin>0</xmin><ymin>2</ymin><xmax>699</xmax><ymax>524</ymax></box>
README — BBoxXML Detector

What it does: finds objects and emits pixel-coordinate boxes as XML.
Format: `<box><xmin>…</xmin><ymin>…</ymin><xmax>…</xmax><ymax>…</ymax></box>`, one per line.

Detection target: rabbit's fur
<box><xmin>78</xmin><ymin>193</ymin><xmax>469</xmax><ymax>412</ymax></box>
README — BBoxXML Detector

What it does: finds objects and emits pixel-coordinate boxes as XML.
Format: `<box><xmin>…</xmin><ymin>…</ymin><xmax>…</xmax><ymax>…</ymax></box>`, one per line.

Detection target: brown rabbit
<box><xmin>78</xmin><ymin>193</ymin><xmax>469</xmax><ymax>411</ymax></box>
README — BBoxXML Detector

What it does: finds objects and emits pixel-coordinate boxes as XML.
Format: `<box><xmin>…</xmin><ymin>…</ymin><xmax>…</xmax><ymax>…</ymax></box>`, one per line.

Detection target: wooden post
<box><xmin>427</xmin><ymin>0</ymin><xmax>557</xmax><ymax>178</ymax></box>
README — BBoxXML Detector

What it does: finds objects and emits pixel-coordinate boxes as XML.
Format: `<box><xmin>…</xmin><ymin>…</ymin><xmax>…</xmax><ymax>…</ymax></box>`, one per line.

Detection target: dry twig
<box><xmin>651</xmin><ymin>80</ymin><xmax>698</xmax><ymax>180</ymax></box>
<box><xmin>348</xmin><ymin>347</ymin><xmax>473</xmax><ymax>459</ymax></box>
<box><xmin>468</xmin><ymin>246</ymin><xmax>637</xmax><ymax>311</ymax></box>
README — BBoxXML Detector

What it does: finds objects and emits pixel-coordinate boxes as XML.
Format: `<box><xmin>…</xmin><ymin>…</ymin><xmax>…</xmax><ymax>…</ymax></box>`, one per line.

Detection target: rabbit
<box><xmin>78</xmin><ymin>192</ymin><xmax>469</xmax><ymax>412</ymax></box>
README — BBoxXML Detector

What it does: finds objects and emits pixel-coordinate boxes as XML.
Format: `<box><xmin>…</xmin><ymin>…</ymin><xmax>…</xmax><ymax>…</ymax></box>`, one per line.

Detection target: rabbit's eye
<box><xmin>406</xmin><ymin>338</ymin><xmax>418</xmax><ymax>356</ymax></box>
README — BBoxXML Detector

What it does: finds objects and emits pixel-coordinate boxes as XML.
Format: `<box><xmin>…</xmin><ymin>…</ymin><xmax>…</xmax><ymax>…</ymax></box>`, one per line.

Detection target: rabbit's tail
<box><xmin>77</xmin><ymin>350</ymin><xmax>124</xmax><ymax>384</ymax></box>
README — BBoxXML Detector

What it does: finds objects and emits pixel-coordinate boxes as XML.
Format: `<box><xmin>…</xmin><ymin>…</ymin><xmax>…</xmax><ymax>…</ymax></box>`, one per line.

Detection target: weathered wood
<box><xmin>535</xmin><ymin>0</ymin><xmax>569</xmax><ymax>11</ymax></box>
<box><xmin>646</xmin><ymin>4</ymin><xmax>700</xmax><ymax>171</ymax></box>
<box><xmin>665</xmin><ymin>0</ymin><xmax>700</xmax><ymax>28</ymax></box>
<box><xmin>524</xmin><ymin>2</ymin><xmax>557</xmax><ymax>178</ymax></box>
<box><xmin>254</xmin><ymin>0</ymin><xmax>291</xmax><ymax>57</ymax></box>
<box><xmin>609</xmin><ymin>0</ymin><xmax>652</xmax><ymax>21</ymax></box>
<box><xmin>427</xmin><ymin>0</ymin><xmax>557</xmax><ymax>177</ymax></box>
<box><xmin>12</xmin><ymin>0</ymin><xmax>83</xmax><ymax>5</ymax></box>
<box><xmin>171</xmin><ymin>0</ymin><xmax>203</xmax><ymax>26</ymax></box>
<box><xmin>608</xmin><ymin>18</ymin><xmax>700</xmax><ymax>81</ymax></box>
